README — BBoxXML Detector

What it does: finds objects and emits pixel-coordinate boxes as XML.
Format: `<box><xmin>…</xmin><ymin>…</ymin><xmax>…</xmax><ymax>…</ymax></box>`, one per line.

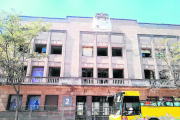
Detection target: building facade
<box><xmin>1</xmin><ymin>13</ymin><xmax>180</xmax><ymax>120</ymax></box>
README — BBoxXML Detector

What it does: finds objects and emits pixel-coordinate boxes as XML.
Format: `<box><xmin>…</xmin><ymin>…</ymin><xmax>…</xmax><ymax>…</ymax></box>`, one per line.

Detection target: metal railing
<box><xmin>0</xmin><ymin>76</ymin><xmax>177</xmax><ymax>87</ymax></box>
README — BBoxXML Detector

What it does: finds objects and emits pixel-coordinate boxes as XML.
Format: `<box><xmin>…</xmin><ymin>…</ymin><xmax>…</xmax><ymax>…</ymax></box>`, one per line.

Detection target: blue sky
<box><xmin>0</xmin><ymin>0</ymin><xmax>180</xmax><ymax>24</ymax></box>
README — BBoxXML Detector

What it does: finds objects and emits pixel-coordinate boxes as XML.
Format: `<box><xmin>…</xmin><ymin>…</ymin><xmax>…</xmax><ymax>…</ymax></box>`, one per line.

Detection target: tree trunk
<box><xmin>15</xmin><ymin>94</ymin><xmax>19</xmax><ymax>120</ymax></box>
<box><xmin>15</xmin><ymin>82</ymin><xmax>20</xmax><ymax>120</ymax></box>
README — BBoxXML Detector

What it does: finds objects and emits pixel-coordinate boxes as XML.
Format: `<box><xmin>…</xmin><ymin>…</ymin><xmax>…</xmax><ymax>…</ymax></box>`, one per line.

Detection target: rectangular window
<box><xmin>144</xmin><ymin>70</ymin><xmax>154</xmax><ymax>79</ymax></box>
<box><xmin>142</xmin><ymin>49</ymin><xmax>151</xmax><ymax>57</ymax></box>
<box><xmin>82</xmin><ymin>68</ymin><xmax>93</xmax><ymax>77</ymax></box>
<box><xmin>26</xmin><ymin>95</ymin><xmax>41</xmax><ymax>110</ymax></box>
<box><xmin>49</xmin><ymin>67</ymin><xmax>60</xmax><ymax>77</ymax></box>
<box><xmin>98</xmin><ymin>69</ymin><xmax>108</xmax><ymax>78</ymax></box>
<box><xmin>113</xmin><ymin>69</ymin><xmax>123</xmax><ymax>78</ymax></box>
<box><xmin>82</xmin><ymin>47</ymin><xmax>93</xmax><ymax>56</ymax></box>
<box><xmin>35</xmin><ymin>44</ymin><xmax>46</xmax><ymax>53</ymax></box>
<box><xmin>51</xmin><ymin>46</ymin><xmax>62</xmax><ymax>54</ymax></box>
<box><xmin>97</xmin><ymin>48</ymin><xmax>108</xmax><ymax>56</ymax></box>
<box><xmin>147</xmin><ymin>96</ymin><xmax>159</xmax><ymax>101</ymax></box>
<box><xmin>159</xmin><ymin>70</ymin><xmax>168</xmax><ymax>79</ymax></box>
<box><xmin>32</xmin><ymin>67</ymin><xmax>44</xmax><ymax>83</ymax></box>
<box><xmin>76</xmin><ymin>96</ymin><xmax>86</xmax><ymax>115</ymax></box>
<box><xmin>7</xmin><ymin>95</ymin><xmax>22</xmax><ymax>110</ymax></box>
<box><xmin>19</xmin><ymin>45</ymin><xmax>29</xmax><ymax>53</ymax></box>
<box><xmin>92</xmin><ymin>96</ymin><xmax>111</xmax><ymax>115</ymax></box>
<box><xmin>23</xmin><ymin>66</ymin><xmax>27</xmax><ymax>76</ymax></box>
<box><xmin>44</xmin><ymin>95</ymin><xmax>58</xmax><ymax>111</ymax></box>
<box><xmin>112</xmin><ymin>48</ymin><xmax>122</xmax><ymax>57</ymax></box>
<box><xmin>155</xmin><ymin>49</ymin><xmax>165</xmax><ymax>59</ymax></box>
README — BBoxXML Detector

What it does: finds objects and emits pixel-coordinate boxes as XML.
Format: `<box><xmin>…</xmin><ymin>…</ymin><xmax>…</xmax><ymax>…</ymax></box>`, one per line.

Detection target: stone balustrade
<box><xmin>0</xmin><ymin>76</ymin><xmax>177</xmax><ymax>87</ymax></box>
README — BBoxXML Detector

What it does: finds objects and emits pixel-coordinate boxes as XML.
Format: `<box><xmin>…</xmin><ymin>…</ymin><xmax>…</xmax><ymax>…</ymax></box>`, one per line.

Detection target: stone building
<box><xmin>0</xmin><ymin>13</ymin><xmax>180</xmax><ymax>120</ymax></box>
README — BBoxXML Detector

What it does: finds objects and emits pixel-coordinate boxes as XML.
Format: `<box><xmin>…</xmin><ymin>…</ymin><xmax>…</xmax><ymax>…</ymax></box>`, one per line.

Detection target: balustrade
<box><xmin>0</xmin><ymin>76</ymin><xmax>177</xmax><ymax>87</ymax></box>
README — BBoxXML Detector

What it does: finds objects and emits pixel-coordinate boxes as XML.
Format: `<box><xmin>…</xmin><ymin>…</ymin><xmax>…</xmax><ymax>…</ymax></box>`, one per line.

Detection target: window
<box><xmin>98</xmin><ymin>69</ymin><xmax>108</xmax><ymax>78</ymax></box>
<box><xmin>113</xmin><ymin>69</ymin><xmax>123</xmax><ymax>78</ymax></box>
<box><xmin>44</xmin><ymin>95</ymin><xmax>58</xmax><ymax>111</ymax></box>
<box><xmin>92</xmin><ymin>97</ymin><xmax>100</xmax><ymax>115</ymax></box>
<box><xmin>155</xmin><ymin>49</ymin><xmax>165</xmax><ymax>59</ymax></box>
<box><xmin>7</xmin><ymin>95</ymin><xmax>22</xmax><ymax>110</ymax></box>
<box><xmin>19</xmin><ymin>45</ymin><xmax>29</xmax><ymax>53</ymax></box>
<box><xmin>76</xmin><ymin>96</ymin><xmax>86</xmax><ymax>115</ymax></box>
<box><xmin>32</xmin><ymin>67</ymin><xmax>44</xmax><ymax>83</ymax></box>
<box><xmin>159</xmin><ymin>70</ymin><xmax>169</xmax><ymax>79</ymax></box>
<box><xmin>82</xmin><ymin>47</ymin><xmax>93</xmax><ymax>56</ymax></box>
<box><xmin>23</xmin><ymin>66</ymin><xmax>27</xmax><ymax>76</ymax></box>
<box><xmin>49</xmin><ymin>67</ymin><xmax>60</xmax><ymax>77</ymax></box>
<box><xmin>51</xmin><ymin>46</ymin><xmax>62</xmax><ymax>54</ymax></box>
<box><xmin>144</xmin><ymin>70</ymin><xmax>154</xmax><ymax>79</ymax></box>
<box><xmin>97</xmin><ymin>48</ymin><xmax>108</xmax><ymax>56</ymax></box>
<box><xmin>26</xmin><ymin>95</ymin><xmax>41</xmax><ymax>110</ymax></box>
<box><xmin>82</xmin><ymin>68</ymin><xmax>93</xmax><ymax>77</ymax></box>
<box><xmin>142</xmin><ymin>49</ymin><xmax>151</xmax><ymax>57</ymax></box>
<box><xmin>112</xmin><ymin>48</ymin><xmax>122</xmax><ymax>57</ymax></box>
<box><xmin>147</xmin><ymin>96</ymin><xmax>159</xmax><ymax>101</ymax></box>
<box><xmin>155</xmin><ymin>52</ymin><xmax>164</xmax><ymax>59</ymax></box>
<box><xmin>35</xmin><ymin>44</ymin><xmax>46</xmax><ymax>53</ymax></box>
<box><xmin>91</xmin><ymin>96</ymin><xmax>115</xmax><ymax>116</ymax></box>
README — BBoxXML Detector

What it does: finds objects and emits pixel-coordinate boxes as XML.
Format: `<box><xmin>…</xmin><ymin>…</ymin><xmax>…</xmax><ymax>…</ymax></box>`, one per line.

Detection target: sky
<box><xmin>0</xmin><ymin>0</ymin><xmax>180</xmax><ymax>24</ymax></box>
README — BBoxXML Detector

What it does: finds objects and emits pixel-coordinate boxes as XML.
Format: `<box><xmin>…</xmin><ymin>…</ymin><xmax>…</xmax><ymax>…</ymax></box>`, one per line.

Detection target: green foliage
<box><xmin>0</xmin><ymin>9</ymin><xmax>52</xmax><ymax>80</ymax></box>
<box><xmin>155</xmin><ymin>38</ymin><xmax>180</xmax><ymax>86</ymax></box>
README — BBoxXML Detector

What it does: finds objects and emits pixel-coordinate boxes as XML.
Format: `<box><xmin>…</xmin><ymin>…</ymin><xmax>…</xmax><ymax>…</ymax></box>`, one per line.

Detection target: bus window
<box><xmin>174</xmin><ymin>102</ymin><xmax>180</xmax><ymax>106</ymax></box>
<box><xmin>140</xmin><ymin>100</ymin><xmax>157</xmax><ymax>106</ymax></box>
<box><xmin>150</xmin><ymin>101</ymin><xmax>157</xmax><ymax>106</ymax></box>
<box><xmin>122</xmin><ymin>96</ymin><xmax>141</xmax><ymax>116</ymax></box>
<box><xmin>157</xmin><ymin>101</ymin><xmax>164</xmax><ymax>106</ymax></box>
<box><xmin>165</xmin><ymin>102</ymin><xmax>173</xmax><ymax>106</ymax></box>
<box><xmin>140</xmin><ymin>101</ymin><xmax>145</xmax><ymax>106</ymax></box>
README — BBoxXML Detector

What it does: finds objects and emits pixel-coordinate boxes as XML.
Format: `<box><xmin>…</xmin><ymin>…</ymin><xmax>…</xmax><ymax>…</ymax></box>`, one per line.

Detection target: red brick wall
<box><xmin>0</xmin><ymin>85</ymin><xmax>180</xmax><ymax>111</ymax></box>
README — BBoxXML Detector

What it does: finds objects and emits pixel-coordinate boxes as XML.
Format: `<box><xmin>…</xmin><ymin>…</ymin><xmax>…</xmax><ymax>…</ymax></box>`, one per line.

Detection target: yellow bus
<box><xmin>108</xmin><ymin>91</ymin><xmax>180</xmax><ymax>120</ymax></box>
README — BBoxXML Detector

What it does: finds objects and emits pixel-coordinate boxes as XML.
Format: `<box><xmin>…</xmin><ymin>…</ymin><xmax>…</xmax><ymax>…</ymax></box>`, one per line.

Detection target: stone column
<box><xmin>40</xmin><ymin>94</ymin><xmax>45</xmax><ymax>110</ymax></box>
<box><xmin>123</xmin><ymin>34</ymin><xmax>128</xmax><ymax>79</ymax></box>
<box><xmin>60</xmin><ymin>31</ymin><xmax>66</xmax><ymax>77</ymax></box>
<box><xmin>108</xmin><ymin>34</ymin><xmax>113</xmax><ymax>78</ymax></box>
<box><xmin>86</xmin><ymin>96</ymin><xmax>92</xmax><ymax>120</ymax></box>
<box><xmin>93</xmin><ymin>34</ymin><xmax>97</xmax><ymax>78</ymax></box>
<box><xmin>21</xmin><ymin>94</ymin><xmax>27</xmax><ymax>110</ymax></box>
<box><xmin>152</xmin><ymin>36</ymin><xmax>159</xmax><ymax>79</ymax></box>
<box><xmin>26</xmin><ymin>38</ymin><xmax>35</xmax><ymax>76</ymax></box>
<box><xmin>43</xmin><ymin>32</ymin><xmax>51</xmax><ymax>77</ymax></box>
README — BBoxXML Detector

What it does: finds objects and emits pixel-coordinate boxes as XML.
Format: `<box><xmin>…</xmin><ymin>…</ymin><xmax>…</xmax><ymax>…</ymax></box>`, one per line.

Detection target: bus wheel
<box><xmin>149</xmin><ymin>118</ymin><xmax>159</xmax><ymax>120</ymax></box>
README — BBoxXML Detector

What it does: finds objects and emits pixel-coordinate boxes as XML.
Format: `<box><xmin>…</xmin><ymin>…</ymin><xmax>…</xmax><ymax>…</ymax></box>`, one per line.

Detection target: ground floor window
<box><xmin>92</xmin><ymin>96</ymin><xmax>113</xmax><ymax>115</ymax></box>
<box><xmin>76</xmin><ymin>96</ymin><xmax>86</xmax><ymax>115</ymax></box>
<box><xmin>26</xmin><ymin>95</ymin><xmax>41</xmax><ymax>110</ymax></box>
<box><xmin>7</xmin><ymin>95</ymin><xmax>22</xmax><ymax>110</ymax></box>
<box><xmin>44</xmin><ymin>95</ymin><xmax>58</xmax><ymax>111</ymax></box>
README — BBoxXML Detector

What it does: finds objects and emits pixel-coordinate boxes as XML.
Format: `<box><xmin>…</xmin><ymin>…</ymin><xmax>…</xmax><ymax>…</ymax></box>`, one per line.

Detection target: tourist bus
<box><xmin>107</xmin><ymin>91</ymin><xmax>180</xmax><ymax>120</ymax></box>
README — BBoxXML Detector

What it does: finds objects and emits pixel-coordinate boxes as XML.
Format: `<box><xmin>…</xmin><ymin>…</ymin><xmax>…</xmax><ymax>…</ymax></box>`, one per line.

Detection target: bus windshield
<box><xmin>122</xmin><ymin>96</ymin><xmax>141</xmax><ymax>116</ymax></box>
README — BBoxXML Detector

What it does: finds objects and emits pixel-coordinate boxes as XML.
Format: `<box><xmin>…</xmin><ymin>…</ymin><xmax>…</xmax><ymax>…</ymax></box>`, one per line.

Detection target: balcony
<box><xmin>0</xmin><ymin>77</ymin><xmax>177</xmax><ymax>88</ymax></box>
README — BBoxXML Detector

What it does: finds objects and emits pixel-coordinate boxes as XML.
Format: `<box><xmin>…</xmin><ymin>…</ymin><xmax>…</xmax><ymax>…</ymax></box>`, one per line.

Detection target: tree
<box><xmin>0</xmin><ymin>10</ymin><xmax>52</xmax><ymax>120</ymax></box>
<box><xmin>153</xmin><ymin>38</ymin><xmax>180</xmax><ymax>88</ymax></box>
